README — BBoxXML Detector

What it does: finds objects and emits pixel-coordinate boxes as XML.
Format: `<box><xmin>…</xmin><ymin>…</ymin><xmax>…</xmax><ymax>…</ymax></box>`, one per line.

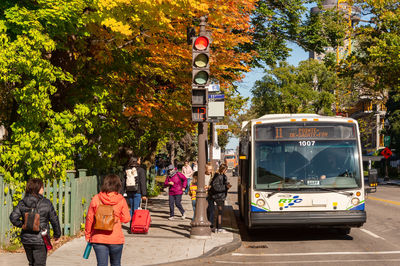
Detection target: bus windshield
<box><xmin>254</xmin><ymin>140</ymin><xmax>361</xmax><ymax>190</ymax></box>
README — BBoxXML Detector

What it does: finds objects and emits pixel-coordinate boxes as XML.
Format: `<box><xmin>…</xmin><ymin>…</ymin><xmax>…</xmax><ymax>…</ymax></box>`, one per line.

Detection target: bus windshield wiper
<box><xmin>314</xmin><ymin>187</ymin><xmax>354</xmax><ymax>196</ymax></box>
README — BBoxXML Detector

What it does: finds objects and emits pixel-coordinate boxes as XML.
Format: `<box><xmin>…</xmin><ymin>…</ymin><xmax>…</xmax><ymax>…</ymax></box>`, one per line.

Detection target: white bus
<box><xmin>238</xmin><ymin>114</ymin><xmax>371</xmax><ymax>234</ymax></box>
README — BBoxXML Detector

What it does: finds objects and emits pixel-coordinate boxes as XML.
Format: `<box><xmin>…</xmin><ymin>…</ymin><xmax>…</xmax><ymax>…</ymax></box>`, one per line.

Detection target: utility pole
<box><xmin>190</xmin><ymin>16</ymin><xmax>211</xmax><ymax>239</ymax></box>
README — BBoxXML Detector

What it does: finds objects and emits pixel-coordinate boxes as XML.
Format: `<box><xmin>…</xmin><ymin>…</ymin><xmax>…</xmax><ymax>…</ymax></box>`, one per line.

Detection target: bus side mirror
<box><xmin>366</xmin><ymin>168</ymin><xmax>378</xmax><ymax>193</ymax></box>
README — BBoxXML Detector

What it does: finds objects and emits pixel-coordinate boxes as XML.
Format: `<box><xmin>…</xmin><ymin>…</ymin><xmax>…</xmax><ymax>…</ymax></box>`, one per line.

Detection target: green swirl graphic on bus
<box><xmin>279</xmin><ymin>196</ymin><xmax>303</xmax><ymax>208</ymax></box>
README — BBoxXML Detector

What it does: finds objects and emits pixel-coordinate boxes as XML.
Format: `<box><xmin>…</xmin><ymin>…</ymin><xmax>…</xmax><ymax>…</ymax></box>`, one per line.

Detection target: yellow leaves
<box><xmin>102</xmin><ymin>18</ymin><xmax>132</xmax><ymax>36</ymax></box>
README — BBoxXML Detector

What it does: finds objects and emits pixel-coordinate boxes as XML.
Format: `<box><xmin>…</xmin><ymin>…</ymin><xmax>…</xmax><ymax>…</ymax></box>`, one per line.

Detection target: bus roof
<box><xmin>246</xmin><ymin>114</ymin><xmax>357</xmax><ymax>127</ymax></box>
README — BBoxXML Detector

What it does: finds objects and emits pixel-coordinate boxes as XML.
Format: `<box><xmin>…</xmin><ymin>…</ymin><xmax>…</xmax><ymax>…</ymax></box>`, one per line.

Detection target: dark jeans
<box><xmin>169</xmin><ymin>194</ymin><xmax>185</xmax><ymax>217</ymax></box>
<box><xmin>207</xmin><ymin>198</ymin><xmax>215</xmax><ymax>228</ymax></box>
<box><xmin>23</xmin><ymin>244</ymin><xmax>47</xmax><ymax>266</ymax></box>
<box><xmin>92</xmin><ymin>243</ymin><xmax>123</xmax><ymax>266</ymax></box>
<box><xmin>215</xmin><ymin>200</ymin><xmax>225</xmax><ymax>229</ymax></box>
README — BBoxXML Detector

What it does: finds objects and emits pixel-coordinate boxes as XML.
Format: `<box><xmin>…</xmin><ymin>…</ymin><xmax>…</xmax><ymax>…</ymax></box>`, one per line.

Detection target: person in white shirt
<box><xmin>192</xmin><ymin>161</ymin><xmax>198</xmax><ymax>172</ymax></box>
<box><xmin>182</xmin><ymin>161</ymin><xmax>194</xmax><ymax>195</ymax></box>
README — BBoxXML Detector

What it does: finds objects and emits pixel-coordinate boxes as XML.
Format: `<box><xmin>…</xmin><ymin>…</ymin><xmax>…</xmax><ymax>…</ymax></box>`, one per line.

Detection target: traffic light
<box><xmin>192</xmin><ymin>35</ymin><xmax>210</xmax><ymax>122</ymax></box>
<box><xmin>192</xmin><ymin>36</ymin><xmax>210</xmax><ymax>86</ymax></box>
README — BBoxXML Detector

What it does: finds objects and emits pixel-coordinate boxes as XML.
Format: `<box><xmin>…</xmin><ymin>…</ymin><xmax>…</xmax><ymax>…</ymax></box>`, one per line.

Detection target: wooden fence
<box><xmin>0</xmin><ymin>169</ymin><xmax>100</xmax><ymax>246</ymax></box>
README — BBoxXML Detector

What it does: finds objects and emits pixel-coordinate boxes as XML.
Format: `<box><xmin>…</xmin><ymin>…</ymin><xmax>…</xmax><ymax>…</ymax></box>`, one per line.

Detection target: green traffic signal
<box><xmin>194</xmin><ymin>71</ymin><xmax>209</xmax><ymax>85</ymax></box>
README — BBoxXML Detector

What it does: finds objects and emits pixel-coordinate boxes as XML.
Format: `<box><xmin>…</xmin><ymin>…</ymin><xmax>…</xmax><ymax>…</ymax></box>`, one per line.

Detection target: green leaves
<box><xmin>250</xmin><ymin>60</ymin><xmax>336</xmax><ymax>116</ymax></box>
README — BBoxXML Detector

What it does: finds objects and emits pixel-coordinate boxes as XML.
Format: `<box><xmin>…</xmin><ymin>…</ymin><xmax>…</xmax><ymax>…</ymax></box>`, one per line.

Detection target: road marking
<box><xmin>216</xmin><ymin>259</ymin><xmax>400</xmax><ymax>264</ymax></box>
<box><xmin>360</xmin><ymin>228</ymin><xmax>385</xmax><ymax>240</ymax></box>
<box><xmin>368</xmin><ymin>196</ymin><xmax>400</xmax><ymax>206</ymax></box>
<box><xmin>231</xmin><ymin>251</ymin><xmax>400</xmax><ymax>256</ymax></box>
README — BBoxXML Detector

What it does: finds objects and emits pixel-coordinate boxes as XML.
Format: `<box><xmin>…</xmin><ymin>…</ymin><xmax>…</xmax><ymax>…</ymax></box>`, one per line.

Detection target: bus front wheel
<box><xmin>337</xmin><ymin>228</ymin><xmax>351</xmax><ymax>235</ymax></box>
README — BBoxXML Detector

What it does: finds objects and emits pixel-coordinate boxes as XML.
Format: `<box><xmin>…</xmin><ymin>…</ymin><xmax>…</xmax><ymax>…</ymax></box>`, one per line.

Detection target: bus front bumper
<box><xmin>250</xmin><ymin>211</ymin><xmax>366</xmax><ymax>228</ymax></box>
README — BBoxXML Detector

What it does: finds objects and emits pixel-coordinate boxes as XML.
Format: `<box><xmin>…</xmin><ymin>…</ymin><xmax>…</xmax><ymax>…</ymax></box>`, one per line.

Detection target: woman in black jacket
<box><xmin>10</xmin><ymin>178</ymin><xmax>61</xmax><ymax>266</ymax></box>
<box><xmin>124</xmin><ymin>157</ymin><xmax>147</xmax><ymax>231</ymax></box>
<box><xmin>208</xmin><ymin>164</ymin><xmax>231</xmax><ymax>233</ymax></box>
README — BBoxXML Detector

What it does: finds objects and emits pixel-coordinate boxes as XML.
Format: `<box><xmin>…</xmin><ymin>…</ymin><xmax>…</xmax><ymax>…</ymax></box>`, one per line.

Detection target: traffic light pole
<box><xmin>190</xmin><ymin>122</ymin><xmax>211</xmax><ymax>238</ymax></box>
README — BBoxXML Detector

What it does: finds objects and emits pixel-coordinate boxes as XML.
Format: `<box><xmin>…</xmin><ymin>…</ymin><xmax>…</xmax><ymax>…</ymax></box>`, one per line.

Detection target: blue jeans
<box><xmin>92</xmin><ymin>243</ymin><xmax>123</xmax><ymax>266</ymax></box>
<box><xmin>192</xmin><ymin>200</ymin><xmax>196</xmax><ymax>219</ymax></box>
<box><xmin>127</xmin><ymin>192</ymin><xmax>141</xmax><ymax>218</ymax></box>
<box><xmin>185</xmin><ymin>178</ymin><xmax>191</xmax><ymax>194</ymax></box>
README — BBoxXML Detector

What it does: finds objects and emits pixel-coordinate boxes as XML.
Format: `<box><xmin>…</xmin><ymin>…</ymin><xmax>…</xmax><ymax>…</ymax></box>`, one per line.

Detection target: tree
<box><xmin>0</xmin><ymin>0</ymin><xmax>257</xmax><ymax>186</ymax></box>
<box><xmin>340</xmin><ymin>0</ymin><xmax>400</xmax><ymax>150</ymax></box>
<box><xmin>250</xmin><ymin>60</ymin><xmax>337</xmax><ymax>117</ymax></box>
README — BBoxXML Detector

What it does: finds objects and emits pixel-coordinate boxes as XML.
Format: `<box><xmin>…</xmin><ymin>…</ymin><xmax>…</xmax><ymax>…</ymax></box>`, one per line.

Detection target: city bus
<box><xmin>238</xmin><ymin>114</ymin><xmax>368</xmax><ymax>234</ymax></box>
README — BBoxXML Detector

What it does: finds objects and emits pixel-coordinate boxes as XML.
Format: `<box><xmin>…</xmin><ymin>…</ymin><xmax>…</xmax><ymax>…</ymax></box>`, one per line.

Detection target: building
<box><xmin>309</xmin><ymin>0</ymin><xmax>386</xmax><ymax>151</ymax></box>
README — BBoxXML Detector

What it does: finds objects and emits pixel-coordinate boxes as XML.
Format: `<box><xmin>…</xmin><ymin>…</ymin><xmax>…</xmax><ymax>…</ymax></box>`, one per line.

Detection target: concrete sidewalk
<box><xmin>0</xmin><ymin>192</ymin><xmax>240</xmax><ymax>266</ymax></box>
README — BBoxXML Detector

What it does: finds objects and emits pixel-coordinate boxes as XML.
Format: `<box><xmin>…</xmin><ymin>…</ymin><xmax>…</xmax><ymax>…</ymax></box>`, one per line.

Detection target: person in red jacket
<box><xmin>164</xmin><ymin>165</ymin><xmax>187</xmax><ymax>220</ymax></box>
<box><xmin>85</xmin><ymin>174</ymin><xmax>131</xmax><ymax>266</ymax></box>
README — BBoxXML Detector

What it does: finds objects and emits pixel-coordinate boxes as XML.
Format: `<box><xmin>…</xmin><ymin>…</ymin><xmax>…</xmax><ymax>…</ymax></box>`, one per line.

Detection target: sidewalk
<box><xmin>0</xmin><ymin>192</ymin><xmax>240</xmax><ymax>266</ymax></box>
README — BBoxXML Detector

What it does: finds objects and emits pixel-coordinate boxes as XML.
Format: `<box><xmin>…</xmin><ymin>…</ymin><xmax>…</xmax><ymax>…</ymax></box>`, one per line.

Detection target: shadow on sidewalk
<box><xmin>122</xmin><ymin>223</ymin><xmax>191</xmax><ymax>238</ymax></box>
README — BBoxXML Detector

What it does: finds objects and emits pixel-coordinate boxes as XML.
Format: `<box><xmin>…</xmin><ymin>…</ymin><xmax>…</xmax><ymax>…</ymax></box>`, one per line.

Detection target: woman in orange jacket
<box><xmin>85</xmin><ymin>174</ymin><xmax>131</xmax><ymax>266</ymax></box>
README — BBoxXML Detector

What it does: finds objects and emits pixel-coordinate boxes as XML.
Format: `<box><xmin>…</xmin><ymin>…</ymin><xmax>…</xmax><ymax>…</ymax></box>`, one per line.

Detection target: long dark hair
<box><xmin>126</xmin><ymin>157</ymin><xmax>139</xmax><ymax>169</ymax></box>
<box><xmin>218</xmin><ymin>164</ymin><xmax>228</xmax><ymax>174</ymax></box>
<box><xmin>25</xmin><ymin>179</ymin><xmax>44</xmax><ymax>197</ymax></box>
<box><xmin>101</xmin><ymin>174</ymin><xmax>122</xmax><ymax>193</ymax></box>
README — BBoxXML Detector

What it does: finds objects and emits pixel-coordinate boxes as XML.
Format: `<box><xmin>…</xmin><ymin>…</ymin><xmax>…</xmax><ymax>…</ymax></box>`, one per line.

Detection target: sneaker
<box><xmin>168</xmin><ymin>216</ymin><xmax>175</xmax><ymax>220</ymax></box>
<box><xmin>181</xmin><ymin>214</ymin><xmax>186</xmax><ymax>220</ymax></box>
<box><xmin>216</xmin><ymin>228</ymin><xmax>227</xmax><ymax>233</ymax></box>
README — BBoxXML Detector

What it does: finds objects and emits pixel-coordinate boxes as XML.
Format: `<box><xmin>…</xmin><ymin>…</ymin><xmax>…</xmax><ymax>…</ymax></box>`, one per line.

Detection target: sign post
<box><xmin>190</xmin><ymin>16</ymin><xmax>211</xmax><ymax>239</ymax></box>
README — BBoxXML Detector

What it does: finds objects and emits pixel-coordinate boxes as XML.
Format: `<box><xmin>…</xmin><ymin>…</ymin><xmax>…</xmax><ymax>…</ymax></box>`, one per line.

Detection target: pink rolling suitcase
<box><xmin>130</xmin><ymin>199</ymin><xmax>151</xmax><ymax>234</ymax></box>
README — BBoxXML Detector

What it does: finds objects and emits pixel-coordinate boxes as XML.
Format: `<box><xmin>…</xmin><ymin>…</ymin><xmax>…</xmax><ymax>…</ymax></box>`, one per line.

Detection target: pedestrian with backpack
<box><xmin>10</xmin><ymin>178</ymin><xmax>61</xmax><ymax>266</ymax></box>
<box><xmin>124</xmin><ymin>157</ymin><xmax>147</xmax><ymax>221</ymax></box>
<box><xmin>85</xmin><ymin>174</ymin><xmax>131</xmax><ymax>266</ymax></box>
<box><xmin>164</xmin><ymin>164</ymin><xmax>187</xmax><ymax>220</ymax></box>
<box><xmin>208</xmin><ymin>164</ymin><xmax>231</xmax><ymax>233</ymax></box>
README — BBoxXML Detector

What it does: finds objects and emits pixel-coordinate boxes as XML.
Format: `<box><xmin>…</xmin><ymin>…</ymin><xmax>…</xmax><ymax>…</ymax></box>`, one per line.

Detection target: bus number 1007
<box><xmin>299</xmin><ymin>140</ymin><xmax>315</xmax><ymax>146</ymax></box>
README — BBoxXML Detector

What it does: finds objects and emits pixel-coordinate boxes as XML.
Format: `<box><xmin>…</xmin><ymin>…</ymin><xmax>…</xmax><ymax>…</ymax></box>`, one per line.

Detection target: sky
<box><xmin>225</xmin><ymin>42</ymin><xmax>310</xmax><ymax>150</ymax></box>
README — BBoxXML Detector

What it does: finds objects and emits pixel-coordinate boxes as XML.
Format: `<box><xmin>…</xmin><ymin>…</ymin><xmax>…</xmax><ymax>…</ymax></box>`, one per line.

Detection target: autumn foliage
<box><xmin>0</xmin><ymin>0</ymin><xmax>256</xmax><ymax>184</ymax></box>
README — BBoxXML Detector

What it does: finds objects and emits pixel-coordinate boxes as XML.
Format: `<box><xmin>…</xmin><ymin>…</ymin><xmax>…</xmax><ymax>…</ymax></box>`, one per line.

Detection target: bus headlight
<box><xmin>256</xmin><ymin>199</ymin><xmax>265</xmax><ymax>207</ymax></box>
<box><xmin>351</xmin><ymin>198</ymin><xmax>360</xmax><ymax>206</ymax></box>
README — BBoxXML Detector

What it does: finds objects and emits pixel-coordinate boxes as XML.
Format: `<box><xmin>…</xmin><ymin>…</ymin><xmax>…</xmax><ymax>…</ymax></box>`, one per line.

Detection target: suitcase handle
<box><xmin>138</xmin><ymin>198</ymin><xmax>148</xmax><ymax>210</ymax></box>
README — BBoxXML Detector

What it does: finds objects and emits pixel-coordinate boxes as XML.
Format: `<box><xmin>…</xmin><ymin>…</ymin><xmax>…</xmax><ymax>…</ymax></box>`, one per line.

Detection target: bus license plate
<box><xmin>307</xmin><ymin>180</ymin><xmax>320</xmax><ymax>186</ymax></box>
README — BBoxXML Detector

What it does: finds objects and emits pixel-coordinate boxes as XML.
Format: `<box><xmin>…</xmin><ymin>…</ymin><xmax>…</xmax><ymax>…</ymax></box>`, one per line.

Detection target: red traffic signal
<box><xmin>194</xmin><ymin>36</ymin><xmax>209</xmax><ymax>50</ymax></box>
<box><xmin>381</xmin><ymin>147</ymin><xmax>392</xmax><ymax>159</ymax></box>
<box><xmin>192</xmin><ymin>35</ymin><xmax>210</xmax><ymax>86</ymax></box>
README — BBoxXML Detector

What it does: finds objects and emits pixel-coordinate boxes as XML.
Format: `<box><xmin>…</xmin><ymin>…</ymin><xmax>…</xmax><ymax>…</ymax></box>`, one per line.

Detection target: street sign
<box><xmin>215</xmin><ymin>125</ymin><xmax>228</xmax><ymax>130</ymax></box>
<box><xmin>207</xmin><ymin>83</ymin><xmax>220</xmax><ymax>92</ymax></box>
<box><xmin>208</xmin><ymin>94</ymin><xmax>224</xmax><ymax>101</ymax></box>
<box><xmin>384</xmin><ymin>136</ymin><xmax>391</xmax><ymax>147</ymax></box>
<box><xmin>381</xmin><ymin>147</ymin><xmax>392</xmax><ymax>159</ymax></box>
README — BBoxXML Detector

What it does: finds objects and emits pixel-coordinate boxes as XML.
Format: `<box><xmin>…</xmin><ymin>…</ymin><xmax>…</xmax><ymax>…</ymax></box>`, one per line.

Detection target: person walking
<box><xmin>205</xmin><ymin>163</ymin><xmax>215</xmax><ymax>227</ymax></box>
<box><xmin>85</xmin><ymin>174</ymin><xmax>131</xmax><ymax>266</ymax></box>
<box><xmin>192</xmin><ymin>161</ymin><xmax>198</xmax><ymax>172</ymax></box>
<box><xmin>124</xmin><ymin>157</ymin><xmax>147</xmax><ymax>227</ymax></box>
<box><xmin>164</xmin><ymin>165</ymin><xmax>187</xmax><ymax>220</ymax></box>
<box><xmin>182</xmin><ymin>160</ymin><xmax>194</xmax><ymax>195</ymax></box>
<box><xmin>10</xmin><ymin>178</ymin><xmax>61</xmax><ymax>266</ymax></box>
<box><xmin>189</xmin><ymin>172</ymin><xmax>198</xmax><ymax>220</ymax></box>
<box><xmin>208</xmin><ymin>164</ymin><xmax>231</xmax><ymax>233</ymax></box>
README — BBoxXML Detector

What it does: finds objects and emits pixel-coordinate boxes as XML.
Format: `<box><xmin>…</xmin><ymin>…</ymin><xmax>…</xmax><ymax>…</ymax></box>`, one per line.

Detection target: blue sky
<box><xmin>226</xmin><ymin>42</ymin><xmax>309</xmax><ymax>150</ymax></box>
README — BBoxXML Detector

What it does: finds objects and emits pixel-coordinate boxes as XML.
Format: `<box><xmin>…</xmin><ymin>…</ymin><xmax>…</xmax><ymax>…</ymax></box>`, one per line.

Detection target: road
<box><xmin>180</xmin><ymin>174</ymin><xmax>400</xmax><ymax>266</ymax></box>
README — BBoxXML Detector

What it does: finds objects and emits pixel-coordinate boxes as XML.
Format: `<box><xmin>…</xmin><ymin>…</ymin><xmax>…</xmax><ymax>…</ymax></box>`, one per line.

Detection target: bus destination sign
<box><xmin>255</xmin><ymin>123</ymin><xmax>356</xmax><ymax>140</ymax></box>
<box><xmin>275</xmin><ymin>127</ymin><xmax>331</xmax><ymax>139</ymax></box>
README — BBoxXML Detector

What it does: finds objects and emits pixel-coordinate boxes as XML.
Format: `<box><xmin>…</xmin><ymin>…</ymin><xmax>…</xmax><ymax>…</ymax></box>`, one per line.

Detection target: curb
<box><xmin>199</xmin><ymin>206</ymin><xmax>241</xmax><ymax>258</ymax></box>
<box><xmin>156</xmin><ymin>206</ymin><xmax>242</xmax><ymax>265</ymax></box>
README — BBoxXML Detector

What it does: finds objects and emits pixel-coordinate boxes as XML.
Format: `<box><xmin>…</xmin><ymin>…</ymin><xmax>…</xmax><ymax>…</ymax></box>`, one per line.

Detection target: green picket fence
<box><xmin>0</xmin><ymin>169</ymin><xmax>100</xmax><ymax>246</ymax></box>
